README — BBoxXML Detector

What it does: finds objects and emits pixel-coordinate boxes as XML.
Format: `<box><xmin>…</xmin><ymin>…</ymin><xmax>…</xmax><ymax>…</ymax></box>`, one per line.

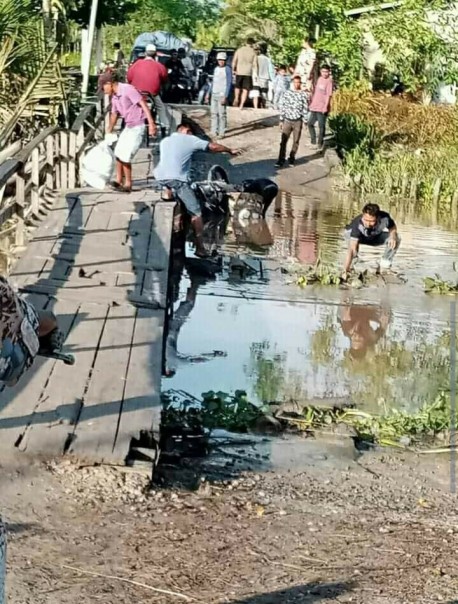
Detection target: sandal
<box><xmin>109</xmin><ymin>181</ymin><xmax>122</xmax><ymax>190</ymax></box>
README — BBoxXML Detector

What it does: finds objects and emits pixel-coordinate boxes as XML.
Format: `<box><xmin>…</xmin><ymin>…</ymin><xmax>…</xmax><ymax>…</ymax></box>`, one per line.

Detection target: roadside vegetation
<box><xmin>163</xmin><ymin>388</ymin><xmax>455</xmax><ymax>452</ymax></box>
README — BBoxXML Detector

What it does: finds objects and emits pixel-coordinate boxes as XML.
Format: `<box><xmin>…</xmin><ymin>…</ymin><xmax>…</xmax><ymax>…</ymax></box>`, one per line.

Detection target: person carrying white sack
<box><xmin>103</xmin><ymin>73</ymin><xmax>157</xmax><ymax>193</ymax></box>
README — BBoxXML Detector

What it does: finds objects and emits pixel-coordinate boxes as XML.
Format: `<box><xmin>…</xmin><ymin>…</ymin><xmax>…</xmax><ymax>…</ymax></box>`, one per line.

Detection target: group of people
<box><xmin>203</xmin><ymin>36</ymin><xmax>333</xmax><ymax>165</ymax></box>
<box><xmin>101</xmin><ymin>66</ymin><xmax>240</xmax><ymax>256</ymax></box>
<box><xmin>275</xmin><ymin>37</ymin><xmax>333</xmax><ymax>167</ymax></box>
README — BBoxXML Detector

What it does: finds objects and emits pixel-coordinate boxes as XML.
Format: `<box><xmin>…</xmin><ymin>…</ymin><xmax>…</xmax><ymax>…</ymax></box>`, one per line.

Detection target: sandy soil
<box><xmin>2</xmin><ymin>448</ymin><xmax>458</xmax><ymax>604</ymax></box>
<box><xmin>2</xmin><ymin>109</ymin><xmax>457</xmax><ymax>604</ymax></box>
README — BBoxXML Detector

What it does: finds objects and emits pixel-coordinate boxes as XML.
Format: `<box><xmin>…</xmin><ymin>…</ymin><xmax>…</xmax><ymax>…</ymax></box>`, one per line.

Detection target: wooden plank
<box><xmin>22</xmin><ymin>302</ymin><xmax>109</xmax><ymax>456</ymax></box>
<box><xmin>70</xmin><ymin>305</ymin><xmax>136</xmax><ymax>460</ymax></box>
<box><xmin>141</xmin><ymin>202</ymin><xmax>174</xmax><ymax>306</ymax></box>
<box><xmin>111</xmin><ymin>308</ymin><xmax>164</xmax><ymax>461</ymax></box>
<box><xmin>146</xmin><ymin>202</ymin><xmax>175</xmax><ymax>270</ymax></box>
<box><xmin>0</xmin><ymin>299</ymin><xmax>79</xmax><ymax>453</ymax></box>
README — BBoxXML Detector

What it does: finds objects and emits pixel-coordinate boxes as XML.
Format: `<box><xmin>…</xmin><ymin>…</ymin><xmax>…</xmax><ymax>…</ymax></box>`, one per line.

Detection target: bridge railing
<box><xmin>0</xmin><ymin>100</ymin><xmax>108</xmax><ymax>249</ymax></box>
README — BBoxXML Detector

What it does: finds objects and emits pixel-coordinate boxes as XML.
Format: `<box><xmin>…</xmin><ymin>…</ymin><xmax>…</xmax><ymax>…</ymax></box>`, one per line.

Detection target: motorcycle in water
<box><xmin>157</xmin><ymin>165</ymin><xmax>279</xmax><ymax>250</ymax></box>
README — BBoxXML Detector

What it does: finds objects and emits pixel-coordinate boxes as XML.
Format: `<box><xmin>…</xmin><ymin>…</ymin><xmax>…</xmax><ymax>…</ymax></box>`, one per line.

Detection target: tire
<box><xmin>207</xmin><ymin>165</ymin><xmax>229</xmax><ymax>183</ymax></box>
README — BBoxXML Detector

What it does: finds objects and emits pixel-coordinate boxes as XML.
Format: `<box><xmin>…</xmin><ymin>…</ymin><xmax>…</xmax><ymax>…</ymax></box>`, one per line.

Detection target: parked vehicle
<box><xmin>130</xmin><ymin>31</ymin><xmax>191</xmax><ymax>64</ymax></box>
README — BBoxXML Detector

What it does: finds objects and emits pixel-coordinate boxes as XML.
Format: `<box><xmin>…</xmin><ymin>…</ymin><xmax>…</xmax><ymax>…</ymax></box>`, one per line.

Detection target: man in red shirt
<box><xmin>127</xmin><ymin>44</ymin><xmax>169</xmax><ymax>135</ymax></box>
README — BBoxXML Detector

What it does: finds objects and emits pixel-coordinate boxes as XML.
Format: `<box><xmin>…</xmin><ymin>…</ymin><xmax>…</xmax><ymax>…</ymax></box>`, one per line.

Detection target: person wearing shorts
<box><xmin>232</xmin><ymin>37</ymin><xmax>257</xmax><ymax>109</ymax></box>
<box><xmin>104</xmin><ymin>73</ymin><xmax>157</xmax><ymax>193</ymax></box>
<box><xmin>153</xmin><ymin>122</ymin><xmax>239</xmax><ymax>257</ymax></box>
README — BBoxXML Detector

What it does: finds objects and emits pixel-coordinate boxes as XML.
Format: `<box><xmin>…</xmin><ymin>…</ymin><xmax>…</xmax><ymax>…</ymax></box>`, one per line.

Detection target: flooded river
<box><xmin>163</xmin><ymin>192</ymin><xmax>458</xmax><ymax>414</ymax></box>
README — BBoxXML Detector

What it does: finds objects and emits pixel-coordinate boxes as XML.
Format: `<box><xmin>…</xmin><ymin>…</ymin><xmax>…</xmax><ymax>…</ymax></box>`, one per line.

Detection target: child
<box><xmin>273</xmin><ymin>64</ymin><xmax>290</xmax><ymax>110</ymax></box>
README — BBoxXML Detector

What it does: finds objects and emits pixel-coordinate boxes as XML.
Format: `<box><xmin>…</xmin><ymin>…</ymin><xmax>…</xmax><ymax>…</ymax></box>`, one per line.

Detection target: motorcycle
<box><xmin>157</xmin><ymin>165</ymin><xmax>278</xmax><ymax>250</ymax></box>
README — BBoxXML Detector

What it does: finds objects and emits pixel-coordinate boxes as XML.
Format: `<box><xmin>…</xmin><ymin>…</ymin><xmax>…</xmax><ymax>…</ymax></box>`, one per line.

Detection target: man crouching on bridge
<box><xmin>343</xmin><ymin>203</ymin><xmax>401</xmax><ymax>279</ymax></box>
<box><xmin>153</xmin><ymin>122</ymin><xmax>239</xmax><ymax>258</ymax></box>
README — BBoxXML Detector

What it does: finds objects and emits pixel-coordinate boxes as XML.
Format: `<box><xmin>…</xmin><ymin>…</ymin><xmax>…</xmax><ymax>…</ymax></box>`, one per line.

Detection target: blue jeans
<box><xmin>211</xmin><ymin>95</ymin><xmax>227</xmax><ymax>136</ymax></box>
<box><xmin>159</xmin><ymin>180</ymin><xmax>201</xmax><ymax>217</ymax></box>
<box><xmin>345</xmin><ymin>230</ymin><xmax>401</xmax><ymax>268</ymax></box>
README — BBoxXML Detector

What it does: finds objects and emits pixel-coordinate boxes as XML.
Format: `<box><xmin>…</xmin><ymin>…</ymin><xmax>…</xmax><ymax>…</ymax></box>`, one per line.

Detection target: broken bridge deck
<box><xmin>0</xmin><ymin>147</ymin><xmax>175</xmax><ymax>463</ymax></box>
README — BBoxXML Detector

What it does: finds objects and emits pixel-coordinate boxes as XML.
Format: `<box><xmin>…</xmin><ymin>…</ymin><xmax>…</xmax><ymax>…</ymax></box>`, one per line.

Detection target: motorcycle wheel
<box><xmin>207</xmin><ymin>165</ymin><xmax>229</xmax><ymax>183</ymax></box>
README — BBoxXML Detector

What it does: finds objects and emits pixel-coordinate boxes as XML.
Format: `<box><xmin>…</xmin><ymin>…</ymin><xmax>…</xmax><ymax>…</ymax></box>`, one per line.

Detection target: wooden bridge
<box><xmin>0</xmin><ymin>102</ymin><xmax>183</xmax><ymax>465</ymax></box>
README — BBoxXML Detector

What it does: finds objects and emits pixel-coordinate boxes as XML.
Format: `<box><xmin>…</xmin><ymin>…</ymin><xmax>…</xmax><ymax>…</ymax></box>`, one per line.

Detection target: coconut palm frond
<box><xmin>219</xmin><ymin>12</ymin><xmax>280</xmax><ymax>47</ymax></box>
<box><xmin>0</xmin><ymin>1</ymin><xmax>69</xmax><ymax>148</ymax></box>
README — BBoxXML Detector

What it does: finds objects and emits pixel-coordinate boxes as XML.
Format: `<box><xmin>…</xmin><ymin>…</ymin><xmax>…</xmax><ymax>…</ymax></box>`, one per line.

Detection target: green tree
<box><xmin>218</xmin><ymin>0</ymin><xmax>280</xmax><ymax>48</ymax></box>
<box><xmin>69</xmin><ymin>0</ymin><xmax>139</xmax><ymax>27</ymax></box>
<box><xmin>368</xmin><ymin>0</ymin><xmax>458</xmax><ymax>97</ymax></box>
<box><xmin>104</xmin><ymin>0</ymin><xmax>220</xmax><ymax>51</ymax></box>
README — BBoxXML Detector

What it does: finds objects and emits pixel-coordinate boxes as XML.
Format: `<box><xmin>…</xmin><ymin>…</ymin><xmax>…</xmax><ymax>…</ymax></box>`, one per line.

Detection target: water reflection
<box><xmin>163</xmin><ymin>191</ymin><xmax>457</xmax><ymax>413</ymax></box>
<box><xmin>339</xmin><ymin>302</ymin><xmax>390</xmax><ymax>360</ymax></box>
<box><xmin>165</xmin><ymin>253</ymin><xmax>227</xmax><ymax>378</ymax></box>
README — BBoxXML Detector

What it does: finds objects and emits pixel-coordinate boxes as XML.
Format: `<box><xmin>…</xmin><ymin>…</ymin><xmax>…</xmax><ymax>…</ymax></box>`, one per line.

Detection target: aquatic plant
<box><xmin>162</xmin><ymin>389</ymin><xmax>267</xmax><ymax>435</ymax></box>
<box><xmin>292</xmin><ymin>261</ymin><xmax>375</xmax><ymax>289</ymax></box>
<box><xmin>423</xmin><ymin>275</ymin><xmax>458</xmax><ymax>294</ymax></box>
<box><xmin>275</xmin><ymin>391</ymin><xmax>452</xmax><ymax>449</ymax></box>
<box><xmin>162</xmin><ymin>388</ymin><xmax>454</xmax><ymax>451</ymax></box>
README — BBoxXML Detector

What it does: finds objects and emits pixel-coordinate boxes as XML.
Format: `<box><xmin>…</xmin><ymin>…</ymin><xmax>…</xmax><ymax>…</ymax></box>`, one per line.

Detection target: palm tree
<box><xmin>218</xmin><ymin>0</ymin><xmax>281</xmax><ymax>48</ymax></box>
<box><xmin>0</xmin><ymin>0</ymin><xmax>68</xmax><ymax>147</ymax></box>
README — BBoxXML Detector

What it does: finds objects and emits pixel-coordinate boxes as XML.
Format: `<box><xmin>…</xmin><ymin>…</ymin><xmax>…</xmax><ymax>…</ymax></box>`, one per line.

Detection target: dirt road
<box><xmin>2</xmin><ymin>110</ymin><xmax>457</xmax><ymax>604</ymax></box>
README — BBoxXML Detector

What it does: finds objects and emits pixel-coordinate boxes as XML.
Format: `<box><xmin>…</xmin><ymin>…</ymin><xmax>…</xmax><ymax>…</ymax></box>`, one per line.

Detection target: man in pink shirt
<box><xmin>308</xmin><ymin>65</ymin><xmax>333</xmax><ymax>150</ymax></box>
<box><xmin>127</xmin><ymin>44</ymin><xmax>169</xmax><ymax>135</ymax></box>
<box><xmin>104</xmin><ymin>74</ymin><xmax>157</xmax><ymax>193</ymax></box>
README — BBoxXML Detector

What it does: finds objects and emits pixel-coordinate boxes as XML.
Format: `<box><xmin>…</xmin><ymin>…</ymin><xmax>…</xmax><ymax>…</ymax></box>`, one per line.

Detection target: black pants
<box><xmin>278</xmin><ymin>119</ymin><xmax>303</xmax><ymax>163</ymax></box>
<box><xmin>308</xmin><ymin>111</ymin><xmax>327</xmax><ymax>146</ymax></box>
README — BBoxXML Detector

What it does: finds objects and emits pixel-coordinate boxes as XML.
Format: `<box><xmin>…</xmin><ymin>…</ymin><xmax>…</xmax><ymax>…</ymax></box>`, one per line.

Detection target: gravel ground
<box><xmin>2</xmin><ymin>448</ymin><xmax>458</xmax><ymax>604</ymax></box>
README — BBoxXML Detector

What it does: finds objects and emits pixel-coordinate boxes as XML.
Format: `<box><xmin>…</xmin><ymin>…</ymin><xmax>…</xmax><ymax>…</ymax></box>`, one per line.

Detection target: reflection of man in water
<box><xmin>164</xmin><ymin>259</ymin><xmax>226</xmax><ymax>377</ymax></box>
<box><xmin>339</xmin><ymin>304</ymin><xmax>390</xmax><ymax>359</ymax></box>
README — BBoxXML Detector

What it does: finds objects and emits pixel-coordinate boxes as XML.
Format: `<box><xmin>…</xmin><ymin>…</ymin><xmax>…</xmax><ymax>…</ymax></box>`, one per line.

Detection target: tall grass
<box><xmin>331</xmin><ymin>91</ymin><xmax>458</xmax><ymax>208</ymax></box>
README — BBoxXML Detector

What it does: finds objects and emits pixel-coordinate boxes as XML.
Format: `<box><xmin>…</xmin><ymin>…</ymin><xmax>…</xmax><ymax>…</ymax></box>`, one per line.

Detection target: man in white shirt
<box><xmin>295</xmin><ymin>37</ymin><xmax>317</xmax><ymax>90</ymax></box>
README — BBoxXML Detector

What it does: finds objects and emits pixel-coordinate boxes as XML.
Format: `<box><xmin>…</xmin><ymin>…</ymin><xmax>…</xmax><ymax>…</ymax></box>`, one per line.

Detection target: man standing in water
<box><xmin>343</xmin><ymin>203</ymin><xmax>400</xmax><ymax>278</ymax></box>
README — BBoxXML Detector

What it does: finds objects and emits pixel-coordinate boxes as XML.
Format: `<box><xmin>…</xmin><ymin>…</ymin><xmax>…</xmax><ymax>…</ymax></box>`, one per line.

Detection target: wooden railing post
<box><xmin>68</xmin><ymin>130</ymin><xmax>77</xmax><ymax>189</ymax></box>
<box><xmin>15</xmin><ymin>166</ymin><xmax>25</xmax><ymax>247</ymax></box>
<box><xmin>60</xmin><ymin>131</ymin><xmax>68</xmax><ymax>189</ymax></box>
<box><xmin>31</xmin><ymin>146</ymin><xmax>40</xmax><ymax>216</ymax></box>
<box><xmin>76</xmin><ymin>126</ymin><xmax>85</xmax><ymax>187</ymax></box>
<box><xmin>46</xmin><ymin>134</ymin><xmax>54</xmax><ymax>190</ymax></box>
<box><xmin>54</xmin><ymin>132</ymin><xmax>61</xmax><ymax>190</ymax></box>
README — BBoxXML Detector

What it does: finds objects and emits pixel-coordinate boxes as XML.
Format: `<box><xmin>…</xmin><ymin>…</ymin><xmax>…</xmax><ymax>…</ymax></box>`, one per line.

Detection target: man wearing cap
<box><xmin>127</xmin><ymin>44</ymin><xmax>169</xmax><ymax>135</ymax></box>
<box><xmin>206</xmin><ymin>52</ymin><xmax>232</xmax><ymax>138</ymax></box>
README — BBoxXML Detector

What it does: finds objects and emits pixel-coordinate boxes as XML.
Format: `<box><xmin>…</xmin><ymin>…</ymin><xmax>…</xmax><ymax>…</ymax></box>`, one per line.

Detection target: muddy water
<box><xmin>164</xmin><ymin>192</ymin><xmax>458</xmax><ymax>414</ymax></box>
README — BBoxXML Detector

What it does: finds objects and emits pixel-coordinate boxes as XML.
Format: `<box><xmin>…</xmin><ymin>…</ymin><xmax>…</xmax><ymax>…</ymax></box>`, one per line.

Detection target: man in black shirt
<box><xmin>343</xmin><ymin>203</ymin><xmax>400</xmax><ymax>277</ymax></box>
